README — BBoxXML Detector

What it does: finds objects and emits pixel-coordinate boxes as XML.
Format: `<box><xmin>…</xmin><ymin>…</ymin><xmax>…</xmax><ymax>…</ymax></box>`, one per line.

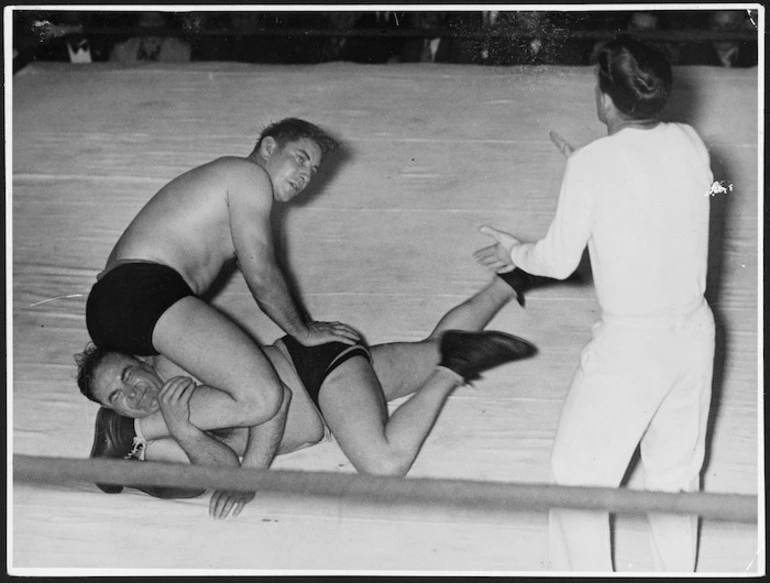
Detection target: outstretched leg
<box><xmin>372</xmin><ymin>277</ymin><xmax>517</xmax><ymax>401</ymax></box>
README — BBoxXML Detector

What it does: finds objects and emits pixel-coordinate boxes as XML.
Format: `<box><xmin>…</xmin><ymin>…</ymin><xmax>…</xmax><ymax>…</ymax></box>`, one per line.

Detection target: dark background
<box><xmin>12</xmin><ymin>9</ymin><xmax>760</xmax><ymax>70</ymax></box>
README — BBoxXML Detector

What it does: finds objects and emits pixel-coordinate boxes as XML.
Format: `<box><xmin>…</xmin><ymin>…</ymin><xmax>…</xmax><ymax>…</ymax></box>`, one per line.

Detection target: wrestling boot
<box><xmin>439</xmin><ymin>330</ymin><xmax>537</xmax><ymax>383</ymax></box>
<box><xmin>498</xmin><ymin>268</ymin><xmax>585</xmax><ymax>307</ymax></box>
<box><xmin>89</xmin><ymin>407</ymin><xmax>144</xmax><ymax>494</ymax></box>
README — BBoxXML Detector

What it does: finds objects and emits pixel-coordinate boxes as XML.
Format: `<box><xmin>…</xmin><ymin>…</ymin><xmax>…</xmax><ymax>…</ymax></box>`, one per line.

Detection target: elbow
<box><xmin>551</xmin><ymin>265</ymin><xmax>576</xmax><ymax>281</ymax></box>
<box><xmin>547</xmin><ymin>255</ymin><xmax>581</xmax><ymax>281</ymax></box>
<box><xmin>355</xmin><ymin>454</ymin><xmax>412</xmax><ymax>478</ymax></box>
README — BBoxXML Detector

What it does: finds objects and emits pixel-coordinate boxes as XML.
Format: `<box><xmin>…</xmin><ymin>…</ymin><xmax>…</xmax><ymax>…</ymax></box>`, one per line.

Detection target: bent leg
<box><xmin>319</xmin><ymin>356</ymin><xmax>461</xmax><ymax>476</ymax></box>
<box><xmin>371</xmin><ymin>278</ymin><xmax>515</xmax><ymax>401</ymax></box>
<box><xmin>149</xmin><ymin>296</ymin><xmax>284</xmax><ymax>429</ymax></box>
<box><xmin>371</xmin><ymin>340</ymin><xmax>439</xmax><ymax>402</ymax></box>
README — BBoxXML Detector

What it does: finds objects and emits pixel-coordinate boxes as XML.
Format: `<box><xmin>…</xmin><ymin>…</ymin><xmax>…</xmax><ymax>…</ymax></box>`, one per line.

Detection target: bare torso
<box><xmin>103</xmin><ymin>157</ymin><xmax>267</xmax><ymax>294</ymax></box>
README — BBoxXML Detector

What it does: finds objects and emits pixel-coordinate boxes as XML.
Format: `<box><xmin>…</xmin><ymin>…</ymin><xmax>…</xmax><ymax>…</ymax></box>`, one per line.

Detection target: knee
<box><xmin>237</xmin><ymin>382</ymin><xmax>284</xmax><ymax>426</ymax></box>
<box><xmin>356</xmin><ymin>454</ymin><xmax>411</xmax><ymax>478</ymax></box>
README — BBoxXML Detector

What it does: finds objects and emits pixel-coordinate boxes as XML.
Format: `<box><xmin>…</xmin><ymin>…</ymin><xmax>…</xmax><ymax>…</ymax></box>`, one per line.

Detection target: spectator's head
<box><xmin>516</xmin><ymin>11</ymin><xmax>545</xmax><ymax>32</ymax></box>
<box><xmin>134</xmin><ymin>11</ymin><xmax>170</xmax><ymax>55</ymax></box>
<box><xmin>137</xmin><ymin>11</ymin><xmax>168</xmax><ymax>30</ymax></box>
<box><xmin>710</xmin><ymin>10</ymin><xmax>747</xmax><ymax>64</ymax></box>
<box><xmin>628</xmin><ymin>11</ymin><xmax>659</xmax><ymax>31</ymax></box>
<box><xmin>594</xmin><ymin>34</ymin><xmax>672</xmax><ymax>121</ymax></box>
<box><xmin>710</xmin><ymin>9</ymin><xmax>747</xmax><ymax>31</ymax></box>
<box><xmin>75</xmin><ymin>343</ymin><xmax>163</xmax><ymax>418</ymax></box>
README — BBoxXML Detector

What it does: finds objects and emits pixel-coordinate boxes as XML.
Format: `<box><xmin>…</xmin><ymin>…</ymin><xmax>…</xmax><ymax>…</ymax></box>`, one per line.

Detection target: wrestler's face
<box><xmin>262</xmin><ymin>137</ymin><xmax>322</xmax><ymax>202</ymax></box>
<box><xmin>91</xmin><ymin>353</ymin><xmax>163</xmax><ymax>418</ymax></box>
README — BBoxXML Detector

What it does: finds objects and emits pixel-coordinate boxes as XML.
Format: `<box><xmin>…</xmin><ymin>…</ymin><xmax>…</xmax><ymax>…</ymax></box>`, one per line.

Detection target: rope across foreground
<box><xmin>13</xmin><ymin>454</ymin><xmax>757</xmax><ymax>524</ymax></box>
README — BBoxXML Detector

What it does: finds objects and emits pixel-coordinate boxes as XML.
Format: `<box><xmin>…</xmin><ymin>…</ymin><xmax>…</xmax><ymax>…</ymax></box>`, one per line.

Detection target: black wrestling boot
<box><xmin>498</xmin><ymin>269</ymin><xmax>584</xmax><ymax>307</ymax></box>
<box><xmin>89</xmin><ymin>407</ymin><xmax>141</xmax><ymax>494</ymax></box>
<box><xmin>439</xmin><ymin>330</ymin><xmax>537</xmax><ymax>382</ymax></box>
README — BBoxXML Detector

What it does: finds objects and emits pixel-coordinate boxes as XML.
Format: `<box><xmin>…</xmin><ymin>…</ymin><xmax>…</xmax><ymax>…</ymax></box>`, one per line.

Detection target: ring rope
<box><xmin>13</xmin><ymin>454</ymin><xmax>757</xmax><ymax>523</ymax></box>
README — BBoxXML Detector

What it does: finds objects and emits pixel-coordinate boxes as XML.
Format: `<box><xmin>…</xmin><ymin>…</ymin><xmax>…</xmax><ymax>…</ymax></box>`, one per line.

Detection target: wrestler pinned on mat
<box><xmin>77</xmin><ymin>276</ymin><xmax>537</xmax><ymax>518</ymax></box>
<box><xmin>85</xmin><ymin>118</ymin><xmax>363</xmax><ymax>509</ymax></box>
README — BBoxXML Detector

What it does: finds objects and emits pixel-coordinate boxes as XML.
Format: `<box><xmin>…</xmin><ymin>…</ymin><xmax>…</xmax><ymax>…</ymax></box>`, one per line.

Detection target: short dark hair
<box><xmin>254</xmin><ymin>117</ymin><xmax>339</xmax><ymax>159</ymax></box>
<box><xmin>594</xmin><ymin>34</ymin><xmax>672</xmax><ymax>119</ymax></box>
<box><xmin>75</xmin><ymin>342</ymin><xmax>129</xmax><ymax>404</ymax></box>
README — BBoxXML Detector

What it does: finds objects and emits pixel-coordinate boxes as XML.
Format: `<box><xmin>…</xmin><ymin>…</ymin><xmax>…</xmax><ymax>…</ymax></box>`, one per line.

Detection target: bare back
<box><xmin>104</xmin><ymin>156</ymin><xmax>273</xmax><ymax>294</ymax></box>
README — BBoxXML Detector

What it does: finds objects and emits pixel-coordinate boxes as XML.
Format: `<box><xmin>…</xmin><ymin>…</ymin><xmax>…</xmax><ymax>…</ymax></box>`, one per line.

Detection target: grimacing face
<box><xmin>263</xmin><ymin>137</ymin><xmax>323</xmax><ymax>203</ymax></box>
<box><xmin>91</xmin><ymin>353</ymin><xmax>164</xmax><ymax>418</ymax></box>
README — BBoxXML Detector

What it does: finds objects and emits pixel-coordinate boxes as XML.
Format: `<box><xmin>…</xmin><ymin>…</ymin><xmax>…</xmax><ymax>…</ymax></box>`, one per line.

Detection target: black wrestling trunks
<box><xmin>86</xmin><ymin>262</ymin><xmax>194</xmax><ymax>355</ymax></box>
<box><xmin>281</xmin><ymin>335</ymin><xmax>372</xmax><ymax>409</ymax></box>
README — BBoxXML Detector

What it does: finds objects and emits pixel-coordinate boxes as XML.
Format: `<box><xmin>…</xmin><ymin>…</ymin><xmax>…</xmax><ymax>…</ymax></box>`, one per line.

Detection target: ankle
<box><xmin>435</xmin><ymin>365</ymin><xmax>465</xmax><ymax>385</ymax></box>
<box><xmin>491</xmin><ymin>276</ymin><xmax>517</xmax><ymax>300</ymax></box>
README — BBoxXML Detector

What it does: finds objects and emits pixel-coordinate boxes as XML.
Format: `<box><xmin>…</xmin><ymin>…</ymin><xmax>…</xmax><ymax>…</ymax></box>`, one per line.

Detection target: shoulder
<box><xmin>208</xmin><ymin>156</ymin><xmax>268</xmax><ymax>178</ymax></box>
<box><xmin>562</xmin><ymin>136</ymin><xmax>612</xmax><ymax>176</ymax></box>
<box><xmin>577</xmin><ymin>133</ymin><xmax>619</xmax><ymax>157</ymax></box>
<box><xmin>206</xmin><ymin>157</ymin><xmax>272</xmax><ymax>193</ymax></box>
<box><xmin>663</xmin><ymin>123</ymin><xmax>711</xmax><ymax>164</ymax></box>
<box><xmin>667</xmin><ymin>122</ymin><xmax>707</xmax><ymax>146</ymax></box>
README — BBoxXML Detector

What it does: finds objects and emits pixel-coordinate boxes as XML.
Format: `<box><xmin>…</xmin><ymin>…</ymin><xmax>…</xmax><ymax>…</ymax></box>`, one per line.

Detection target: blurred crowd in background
<box><xmin>13</xmin><ymin>9</ymin><xmax>759</xmax><ymax>69</ymax></box>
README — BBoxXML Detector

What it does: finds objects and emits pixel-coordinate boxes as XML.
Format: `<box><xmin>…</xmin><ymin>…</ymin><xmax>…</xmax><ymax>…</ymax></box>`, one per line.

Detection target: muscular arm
<box><xmin>205</xmin><ymin>384</ymin><xmax>291</xmax><ymax>519</ymax></box>
<box><xmin>155</xmin><ymin>377</ymin><xmax>242</xmax><ymax>467</ymax></box>
<box><xmin>227</xmin><ymin>166</ymin><xmax>313</xmax><ymax>339</ymax></box>
<box><xmin>227</xmin><ymin>164</ymin><xmax>361</xmax><ymax>346</ymax></box>
<box><xmin>140</xmin><ymin>377</ymin><xmax>244</xmax><ymax>500</ymax></box>
<box><xmin>140</xmin><ymin>433</ymin><xmax>239</xmax><ymax>500</ymax></box>
<box><xmin>153</xmin><ymin>375</ymin><xmax>292</xmax><ymax>517</ymax></box>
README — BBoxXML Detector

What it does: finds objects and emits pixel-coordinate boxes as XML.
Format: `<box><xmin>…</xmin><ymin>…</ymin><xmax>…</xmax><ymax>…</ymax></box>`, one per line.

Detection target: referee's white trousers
<box><xmin>548</xmin><ymin>300</ymin><xmax>715</xmax><ymax>572</ymax></box>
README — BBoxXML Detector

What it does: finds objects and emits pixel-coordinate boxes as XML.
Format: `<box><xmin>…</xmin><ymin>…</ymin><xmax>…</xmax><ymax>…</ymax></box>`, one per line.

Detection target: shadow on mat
<box><xmin>662</xmin><ymin>67</ymin><xmax>738</xmax><ymax>482</ymax></box>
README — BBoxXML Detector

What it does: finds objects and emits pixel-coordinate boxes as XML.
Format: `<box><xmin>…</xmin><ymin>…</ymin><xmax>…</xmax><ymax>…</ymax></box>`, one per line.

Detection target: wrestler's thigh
<box><xmin>318</xmin><ymin>357</ymin><xmax>390</xmax><ymax>464</ymax></box>
<box><xmin>152</xmin><ymin>296</ymin><xmax>282</xmax><ymax>391</ymax></box>
<box><xmin>370</xmin><ymin>340</ymin><xmax>440</xmax><ymax>401</ymax></box>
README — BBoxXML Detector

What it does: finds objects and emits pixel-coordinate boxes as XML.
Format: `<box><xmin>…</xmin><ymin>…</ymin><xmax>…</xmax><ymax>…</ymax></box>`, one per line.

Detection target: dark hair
<box><xmin>594</xmin><ymin>34</ymin><xmax>672</xmax><ymax>119</ymax></box>
<box><xmin>254</xmin><ymin>117</ymin><xmax>339</xmax><ymax>159</ymax></box>
<box><xmin>75</xmin><ymin>342</ymin><xmax>128</xmax><ymax>404</ymax></box>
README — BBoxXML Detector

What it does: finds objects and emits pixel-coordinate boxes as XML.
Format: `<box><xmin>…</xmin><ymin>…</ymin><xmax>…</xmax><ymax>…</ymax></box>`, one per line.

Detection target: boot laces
<box><xmin>125</xmin><ymin>436</ymin><xmax>148</xmax><ymax>461</ymax></box>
